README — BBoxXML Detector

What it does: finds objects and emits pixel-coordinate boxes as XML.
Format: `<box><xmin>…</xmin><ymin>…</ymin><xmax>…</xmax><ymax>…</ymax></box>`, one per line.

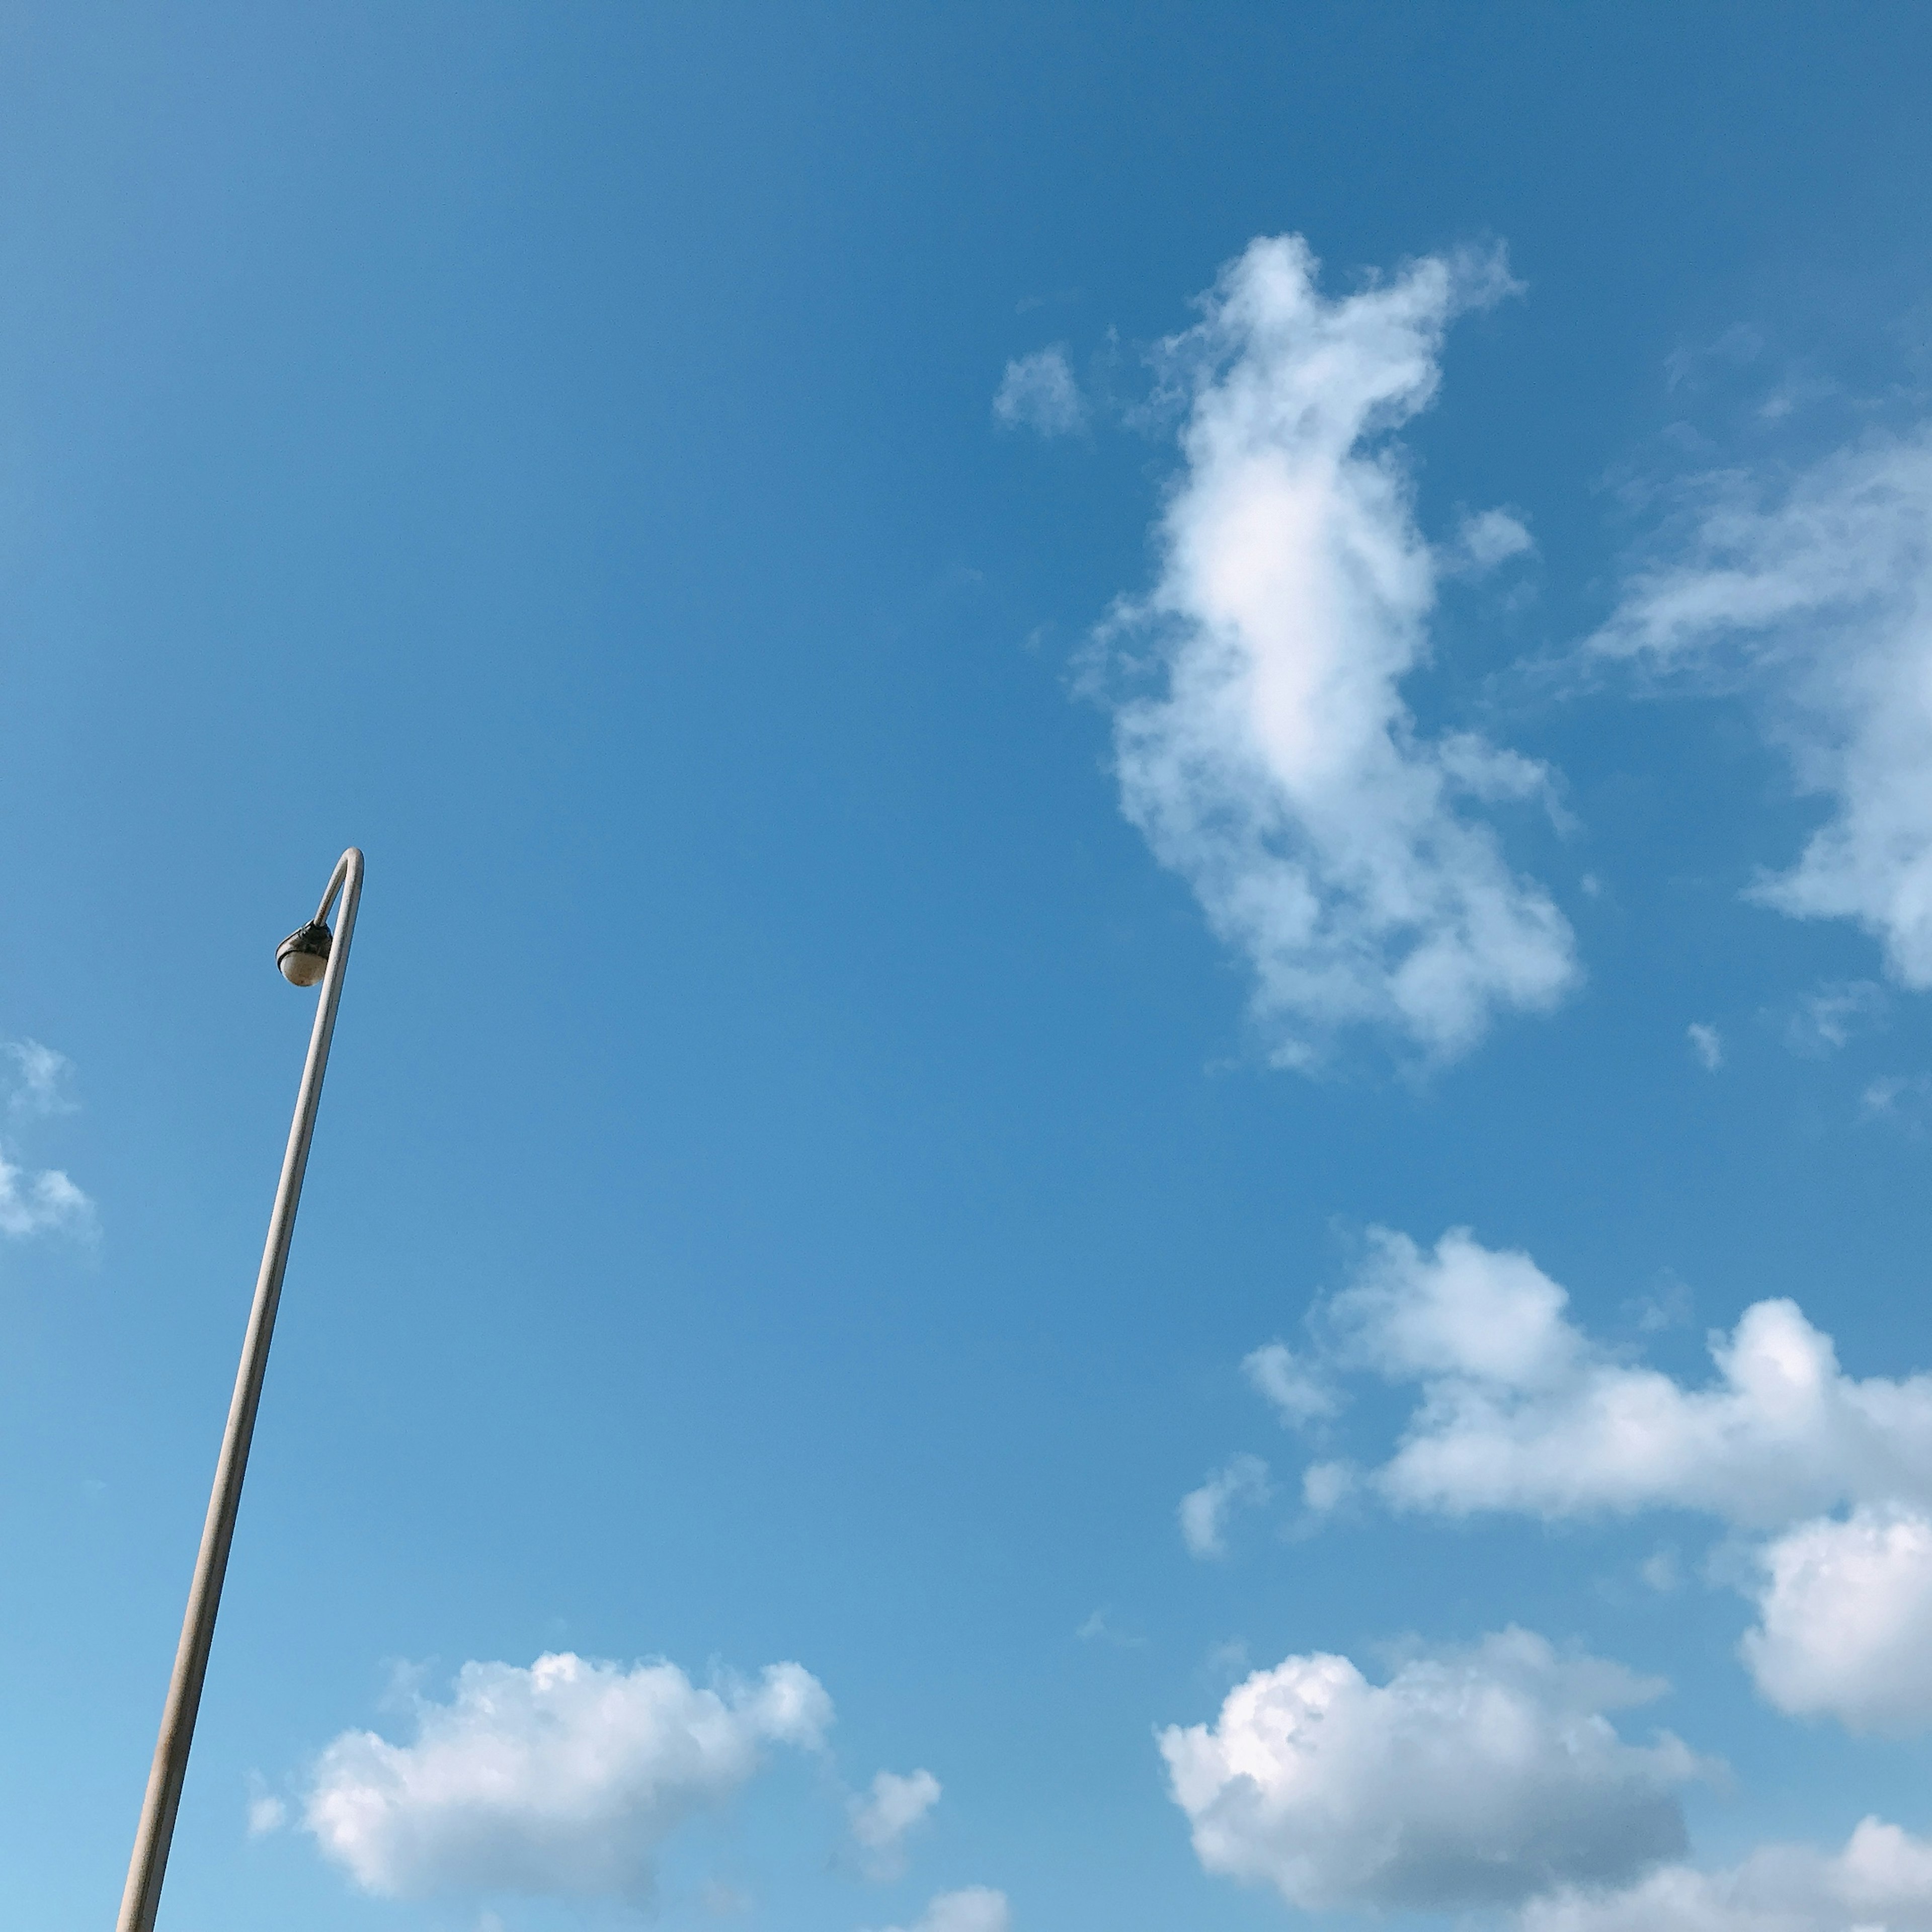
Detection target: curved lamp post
<box><xmin>117</xmin><ymin>847</ymin><xmax>365</xmax><ymax>1932</ymax></box>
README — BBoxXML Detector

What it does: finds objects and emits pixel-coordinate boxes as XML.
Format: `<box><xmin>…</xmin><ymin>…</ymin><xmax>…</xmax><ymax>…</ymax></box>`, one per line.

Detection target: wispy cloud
<box><xmin>0</xmin><ymin>1037</ymin><xmax>93</xmax><ymax>1239</ymax></box>
<box><xmin>1863</xmin><ymin>1072</ymin><xmax>1932</xmax><ymax>1132</ymax></box>
<box><xmin>1093</xmin><ymin>234</ymin><xmax>1576</xmax><ymax>1068</ymax></box>
<box><xmin>1179</xmin><ymin>1452</ymin><xmax>1271</xmax><ymax>1559</ymax></box>
<box><xmin>870</xmin><ymin>1888</ymin><xmax>1010</xmax><ymax>1932</ymax></box>
<box><xmin>1685</xmin><ymin>1021</ymin><xmax>1723</xmax><ymax>1070</ymax></box>
<box><xmin>1592</xmin><ymin>424</ymin><xmax>1932</xmax><ymax>986</ymax></box>
<box><xmin>849</xmin><ymin>1767</ymin><xmax>941</xmax><ymax>1881</ymax></box>
<box><xmin>246</xmin><ymin>1772</ymin><xmax>287</xmax><ymax>1837</ymax></box>
<box><xmin>3</xmin><ymin>1039</ymin><xmax>78</xmax><ymax>1118</ymax></box>
<box><xmin>1776</xmin><ymin>978</ymin><xmax>1886</xmax><ymax>1057</ymax></box>
<box><xmin>994</xmin><ymin>346</ymin><xmax>1085</xmax><ymax>436</ymax></box>
<box><xmin>1445</xmin><ymin>506</ymin><xmax>1536</xmax><ymax>577</ymax></box>
<box><xmin>0</xmin><ymin>1150</ymin><xmax>92</xmax><ymax>1239</ymax></box>
<box><xmin>1242</xmin><ymin>1341</ymin><xmax>1339</xmax><ymax>1425</ymax></box>
<box><xmin>1075</xmin><ymin>1607</ymin><xmax>1148</xmax><ymax>1650</ymax></box>
<box><xmin>304</xmin><ymin>1652</ymin><xmax>831</xmax><ymax>1900</ymax></box>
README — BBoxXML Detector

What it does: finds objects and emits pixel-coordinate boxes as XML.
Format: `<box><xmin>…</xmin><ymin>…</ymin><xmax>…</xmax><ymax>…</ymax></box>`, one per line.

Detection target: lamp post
<box><xmin>116</xmin><ymin>848</ymin><xmax>365</xmax><ymax>1932</ymax></box>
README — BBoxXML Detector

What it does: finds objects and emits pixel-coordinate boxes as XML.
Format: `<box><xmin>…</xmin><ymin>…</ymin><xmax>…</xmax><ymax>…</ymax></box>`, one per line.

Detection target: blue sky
<box><xmin>7</xmin><ymin>5</ymin><xmax>1932</xmax><ymax>1928</ymax></box>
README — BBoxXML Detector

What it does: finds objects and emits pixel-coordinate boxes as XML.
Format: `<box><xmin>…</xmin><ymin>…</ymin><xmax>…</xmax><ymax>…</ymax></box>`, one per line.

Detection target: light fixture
<box><xmin>276</xmin><ymin>919</ymin><xmax>333</xmax><ymax>987</ymax></box>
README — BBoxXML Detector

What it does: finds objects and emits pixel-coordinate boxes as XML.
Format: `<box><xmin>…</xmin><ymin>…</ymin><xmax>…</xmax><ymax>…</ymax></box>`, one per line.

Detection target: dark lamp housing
<box><xmin>276</xmin><ymin>920</ymin><xmax>333</xmax><ymax>988</ymax></box>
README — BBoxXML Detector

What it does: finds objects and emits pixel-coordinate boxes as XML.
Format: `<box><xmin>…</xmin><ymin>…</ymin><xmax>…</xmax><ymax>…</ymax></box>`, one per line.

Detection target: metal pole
<box><xmin>116</xmin><ymin>848</ymin><xmax>364</xmax><ymax>1932</ymax></box>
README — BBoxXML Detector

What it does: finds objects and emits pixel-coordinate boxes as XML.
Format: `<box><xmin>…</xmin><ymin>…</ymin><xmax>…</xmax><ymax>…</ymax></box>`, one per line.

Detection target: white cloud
<box><xmin>3</xmin><ymin>1039</ymin><xmax>77</xmax><ymax>1117</ymax></box>
<box><xmin>1448</xmin><ymin>506</ymin><xmax>1536</xmax><ymax>575</ymax></box>
<box><xmin>246</xmin><ymin>1772</ymin><xmax>287</xmax><ymax>1837</ymax></box>
<box><xmin>1864</xmin><ymin>1072</ymin><xmax>1932</xmax><ymax>1130</ymax></box>
<box><xmin>1204</xmin><ymin>1637</ymin><xmax>1252</xmax><ymax>1681</ymax></box>
<box><xmin>1686</xmin><ymin>1022</ymin><xmax>1723</xmax><ymax>1070</ymax></box>
<box><xmin>873</xmin><ymin>1886</ymin><xmax>1011</xmax><ymax>1932</ymax></box>
<box><xmin>1780</xmin><ymin>979</ymin><xmax>1885</xmax><ymax>1057</ymax></box>
<box><xmin>304</xmin><ymin>1651</ymin><xmax>831</xmax><ymax>1900</ymax></box>
<box><xmin>1301</xmin><ymin>1460</ymin><xmax>1354</xmax><ymax>1511</ymax></box>
<box><xmin>1074</xmin><ymin>1606</ymin><xmax>1146</xmax><ymax>1648</ymax></box>
<box><xmin>1274</xmin><ymin>1229</ymin><xmax>1932</xmax><ymax>1731</ymax></box>
<box><xmin>994</xmin><ymin>347</ymin><xmax>1084</xmax><ymax>436</ymax></box>
<box><xmin>1097</xmin><ymin>233</ymin><xmax>1576</xmax><ymax>1067</ymax></box>
<box><xmin>0</xmin><ymin>1146</ymin><xmax>92</xmax><ymax>1238</ymax></box>
<box><xmin>1641</xmin><ymin>1549</ymin><xmax>1681</xmax><ymax>1594</ymax></box>
<box><xmin>1519</xmin><ymin>1816</ymin><xmax>1932</xmax><ymax>1932</ymax></box>
<box><xmin>1741</xmin><ymin>1505</ymin><xmax>1932</xmax><ymax>1733</ymax></box>
<box><xmin>1160</xmin><ymin>1628</ymin><xmax>1705</xmax><ymax>1912</ymax></box>
<box><xmin>1592</xmin><ymin>425</ymin><xmax>1932</xmax><ymax>986</ymax></box>
<box><xmin>1322</xmin><ymin>1228</ymin><xmax>1932</xmax><ymax>1530</ymax></box>
<box><xmin>0</xmin><ymin>1038</ymin><xmax>92</xmax><ymax>1238</ymax></box>
<box><xmin>1241</xmin><ymin>1341</ymin><xmax>1338</xmax><ymax>1424</ymax></box>
<box><xmin>849</xmin><ymin>1767</ymin><xmax>941</xmax><ymax>1880</ymax></box>
<box><xmin>1180</xmin><ymin>1452</ymin><xmax>1271</xmax><ymax>1558</ymax></box>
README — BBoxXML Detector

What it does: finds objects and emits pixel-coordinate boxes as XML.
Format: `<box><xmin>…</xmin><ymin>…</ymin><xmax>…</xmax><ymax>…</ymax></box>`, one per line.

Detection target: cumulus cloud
<box><xmin>873</xmin><ymin>1887</ymin><xmax>1011</xmax><ymax>1932</ymax></box>
<box><xmin>1179</xmin><ymin>1452</ymin><xmax>1271</xmax><ymax>1558</ymax></box>
<box><xmin>304</xmin><ymin>1652</ymin><xmax>831</xmax><ymax>1901</ymax></box>
<box><xmin>1263</xmin><ymin>1227</ymin><xmax>1932</xmax><ymax>1730</ymax></box>
<box><xmin>1741</xmin><ymin>1505</ymin><xmax>1932</xmax><ymax>1733</ymax></box>
<box><xmin>1592</xmin><ymin>425</ymin><xmax>1932</xmax><ymax>986</ymax></box>
<box><xmin>849</xmin><ymin>1767</ymin><xmax>941</xmax><ymax>1880</ymax></box>
<box><xmin>1096</xmin><ymin>233</ymin><xmax>1576</xmax><ymax>1067</ymax></box>
<box><xmin>1686</xmin><ymin>1022</ymin><xmax>1723</xmax><ymax>1070</ymax></box>
<box><xmin>1519</xmin><ymin>1816</ymin><xmax>1932</xmax><ymax>1932</ymax></box>
<box><xmin>1160</xmin><ymin>1628</ymin><xmax>1705</xmax><ymax>1912</ymax></box>
<box><xmin>1322</xmin><ymin>1227</ymin><xmax>1932</xmax><ymax>1528</ymax></box>
<box><xmin>994</xmin><ymin>347</ymin><xmax>1084</xmax><ymax>436</ymax></box>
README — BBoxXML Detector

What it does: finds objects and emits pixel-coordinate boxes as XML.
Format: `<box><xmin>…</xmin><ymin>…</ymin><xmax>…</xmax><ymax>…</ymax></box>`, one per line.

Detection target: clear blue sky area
<box><xmin>7</xmin><ymin>7</ymin><xmax>1932</xmax><ymax>1930</ymax></box>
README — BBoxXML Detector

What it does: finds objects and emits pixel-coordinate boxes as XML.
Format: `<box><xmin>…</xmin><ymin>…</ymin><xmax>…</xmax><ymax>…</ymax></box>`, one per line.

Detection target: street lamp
<box><xmin>116</xmin><ymin>848</ymin><xmax>365</xmax><ymax>1932</ymax></box>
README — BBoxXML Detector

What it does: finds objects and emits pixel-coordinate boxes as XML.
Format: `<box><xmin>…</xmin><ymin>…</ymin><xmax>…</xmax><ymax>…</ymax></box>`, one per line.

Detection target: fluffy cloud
<box><xmin>1741</xmin><ymin>1505</ymin><xmax>1932</xmax><ymax>1733</ymax></box>
<box><xmin>304</xmin><ymin>1652</ymin><xmax>831</xmax><ymax>1900</ymax></box>
<box><xmin>1160</xmin><ymin>1628</ymin><xmax>1704</xmax><ymax>1912</ymax></box>
<box><xmin>1179</xmin><ymin>1452</ymin><xmax>1271</xmax><ymax>1558</ymax></box>
<box><xmin>1263</xmin><ymin>1228</ymin><xmax>1932</xmax><ymax>1730</ymax></box>
<box><xmin>994</xmin><ymin>346</ymin><xmax>1084</xmax><ymax>435</ymax></box>
<box><xmin>874</xmin><ymin>1887</ymin><xmax>1011</xmax><ymax>1932</ymax></box>
<box><xmin>1099</xmin><ymin>233</ymin><xmax>1576</xmax><ymax>1066</ymax></box>
<box><xmin>849</xmin><ymin>1767</ymin><xmax>941</xmax><ymax>1880</ymax></box>
<box><xmin>1592</xmin><ymin>425</ymin><xmax>1932</xmax><ymax>985</ymax></box>
<box><xmin>1322</xmin><ymin>1228</ymin><xmax>1932</xmax><ymax>1528</ymax></box>
<box><xmin>1686</xmin><ymin>1022</ymin><xmax>1723</xmax><ymax>1070</ymax></box>
<box><xmin>1519</xmin><ymin>1817</ymin><xmax>1932</xmax><ymax>1932</ymax></box>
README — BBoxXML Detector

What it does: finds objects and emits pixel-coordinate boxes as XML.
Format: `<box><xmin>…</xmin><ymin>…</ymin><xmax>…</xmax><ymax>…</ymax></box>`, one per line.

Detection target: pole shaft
<box><xmin>116</xmin><ymin>848</ymin><xmax>363</xmax><ymax>1932</ymax></box>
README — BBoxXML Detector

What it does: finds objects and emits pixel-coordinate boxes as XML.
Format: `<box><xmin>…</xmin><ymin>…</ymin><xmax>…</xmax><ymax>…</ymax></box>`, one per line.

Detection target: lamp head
<box><xmin>277</xmin><ymin>920</ymin><xmax>333</xmax><ymax>988</ymax></box>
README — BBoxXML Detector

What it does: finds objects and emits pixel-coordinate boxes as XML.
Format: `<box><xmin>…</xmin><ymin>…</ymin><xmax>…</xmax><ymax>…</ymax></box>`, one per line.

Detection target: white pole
<box><xmin>116</xmin><ymin>847</ymin><xmax>364</xmax><ymax>1932</ymax></box>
